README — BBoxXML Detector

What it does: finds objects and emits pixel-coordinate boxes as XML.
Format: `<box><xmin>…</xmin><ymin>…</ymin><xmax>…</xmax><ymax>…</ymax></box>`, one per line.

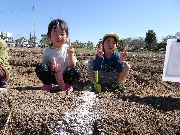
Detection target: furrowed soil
<box><xmin>0</xmin><ymin>47</ymin><xmax>179</xmax><ymax>135</ymax></box>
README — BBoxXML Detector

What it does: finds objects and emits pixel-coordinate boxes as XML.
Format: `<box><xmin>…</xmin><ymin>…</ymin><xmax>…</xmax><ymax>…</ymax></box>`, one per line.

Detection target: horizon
<box><xmin>0</xmin><ymin>0</ymin><xmax>179</xmax><ymax>45</ymax></box>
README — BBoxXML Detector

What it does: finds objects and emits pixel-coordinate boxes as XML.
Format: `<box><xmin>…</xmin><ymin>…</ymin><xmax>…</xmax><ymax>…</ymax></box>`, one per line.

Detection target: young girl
<box><xmin>35</xmin><ymin>19</ymin><xmax>81</xmax><ymax>92</ymax></box>
<box><xmin>0</xmin><ymin>39</ymin><xmax>12</xmax><ymax>90</ymax></box>
<box><xmin>86</xmin><ymin>32</ymin><xmax>130</xmax><ymax>92</ymax></box>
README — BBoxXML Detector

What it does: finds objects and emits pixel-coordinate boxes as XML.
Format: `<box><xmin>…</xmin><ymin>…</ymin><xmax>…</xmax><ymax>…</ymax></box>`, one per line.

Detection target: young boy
<box><xmin>86</xmin><ymin>32</ymin><xmax>130</xmax><ymax>92</ymax></box>
<box><xmin>0</xmin><ymin>39</ymin><xmax>12</xmax><ymax>90</ymax></box>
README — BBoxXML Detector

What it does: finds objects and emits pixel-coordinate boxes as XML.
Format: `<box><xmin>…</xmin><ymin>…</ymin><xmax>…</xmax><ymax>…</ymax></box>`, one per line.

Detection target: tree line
<box><xmin>14</xmin><ymin>30</ymin><xmax>180</xmax><ymax>51</ymax></box>
<box><xmin>39</xmin><ymin>30</ymin><xmax>180</xmax><ymax>51</ymax></box>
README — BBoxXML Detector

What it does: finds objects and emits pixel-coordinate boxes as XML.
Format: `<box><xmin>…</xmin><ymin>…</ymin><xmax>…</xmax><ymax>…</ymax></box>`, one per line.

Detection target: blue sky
<box><xmin>0</xmin><ymin>0</ymin><xmax>179</xmax><ymax>45</ymax></box>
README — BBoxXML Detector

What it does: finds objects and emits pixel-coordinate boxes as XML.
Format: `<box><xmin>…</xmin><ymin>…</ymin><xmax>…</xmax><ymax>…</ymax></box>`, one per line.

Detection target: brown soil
<box><xmin>0</xmin><ymin>48</ymin><xmax>179</xmax><ymax>135</ymax></box>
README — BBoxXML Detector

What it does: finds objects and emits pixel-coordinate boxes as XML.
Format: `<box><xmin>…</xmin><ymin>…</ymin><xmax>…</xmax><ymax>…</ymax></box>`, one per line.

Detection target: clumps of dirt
<box><xmin>0</xmin><ymin>48</ymin><xmax>179</xmax><ymax>134</ymax></box>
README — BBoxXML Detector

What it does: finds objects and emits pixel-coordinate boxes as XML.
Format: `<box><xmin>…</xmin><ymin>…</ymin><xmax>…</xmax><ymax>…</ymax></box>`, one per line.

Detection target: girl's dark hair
<box><xmin>47</xmin><ymin>19</ymin><xmax>69</xmax><ymax>37</ymax></box>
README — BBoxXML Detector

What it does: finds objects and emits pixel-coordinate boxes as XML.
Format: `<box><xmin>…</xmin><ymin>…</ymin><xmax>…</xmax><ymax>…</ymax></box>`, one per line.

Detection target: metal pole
<box><xmin>33</xmin><ymin>6</ymin><xmax>36</xmax><ymax>47</ymax></box>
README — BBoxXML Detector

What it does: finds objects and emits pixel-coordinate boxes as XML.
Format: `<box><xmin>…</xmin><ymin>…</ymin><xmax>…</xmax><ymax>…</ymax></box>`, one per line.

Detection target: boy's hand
<box><xmin>67</xmin><ymin>39</ymin><xmax>76</xmax><ymax>56</ymax></box>
<box><xmin>97</xmin><ymin>44</ymin><xmax>104</xmax><ymax>58</ymax></box>
<box><xmin>120</xmin><ymin>46</ymin><xmax>129</xmax><ymax>64</ymax></box>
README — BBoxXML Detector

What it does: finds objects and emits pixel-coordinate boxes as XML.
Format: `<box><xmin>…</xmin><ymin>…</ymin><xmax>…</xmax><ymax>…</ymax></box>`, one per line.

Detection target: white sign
<box><xmin>162</xmin><ymin>39</ymin><xmax>180</xmax><ymax>82</ymax></box>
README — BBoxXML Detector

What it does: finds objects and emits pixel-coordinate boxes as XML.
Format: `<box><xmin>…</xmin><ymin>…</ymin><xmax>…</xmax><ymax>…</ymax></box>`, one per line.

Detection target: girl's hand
<box><xmin>67</xmin><ymin>39</ymin><xmax>76</xmax><ymax>56</ymax></box>
<box><xmin>120</xmin><ymin>46</ymin><xmax>129</xmax><ymax>64</ymax></box>
<box><xmin>97</xmin><ymin>44</ymin><xmax>104</xmax><ymax>58</ymax></box>
<box><xmin>51</xmin><ymin>57</ymin><xmax>58</xmax><ymax>71</ymax></box>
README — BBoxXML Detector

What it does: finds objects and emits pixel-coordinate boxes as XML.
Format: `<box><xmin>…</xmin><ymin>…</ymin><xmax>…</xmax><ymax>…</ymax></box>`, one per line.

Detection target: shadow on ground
<box><xmin>124</xmin><ymin>94</ymin><xmax>180</xmax><ymax>112</ymax></box>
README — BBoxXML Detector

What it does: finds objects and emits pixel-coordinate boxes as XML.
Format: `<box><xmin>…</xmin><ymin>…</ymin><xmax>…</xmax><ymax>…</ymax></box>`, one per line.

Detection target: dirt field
<box><xmin>0</xmin><ymin>47</ymin><xmax>180</xmax><ymax>135</ymax></box>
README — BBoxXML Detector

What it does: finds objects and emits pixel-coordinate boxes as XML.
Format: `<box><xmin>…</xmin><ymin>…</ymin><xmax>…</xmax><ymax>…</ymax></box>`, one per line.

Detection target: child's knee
<box><xmin>74</xmin><ymin>67</ymin><xmax>82</xmax><ymax>78</ymax></box>
<box><xmin>35</xmin><ymin>63</ymin><xmax>49</xmax><ymax>72</ymax></box>
<box><xmin>87</xmin><ymin>59</ymin><xmax>94</xmax><ymax>70</ymax></box>
<box><xmin>88</xmin><ymin>59</ymin><xmax>94</xmax><ymax>65</ymax></box>
<box><xmin>66</xmin><ymin>67</ymin><xmax>82</xmax><ymax>78</ymax></box>
<box><xmin>124</xmin><ymin>63</ymin><xmax>130</xmax><ymax>71</ymax></box>
<box><xmin>87</xmin><ymin>59</ymin><xmax>94</xmax><ymax>76</ymax></box>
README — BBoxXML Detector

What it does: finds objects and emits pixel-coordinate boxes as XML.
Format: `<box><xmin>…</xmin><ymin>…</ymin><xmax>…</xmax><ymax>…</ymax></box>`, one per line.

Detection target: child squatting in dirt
<box><xmin>86</xmin><ymin>33</ymin><xmax>130</xmax><ymax>92</ymax></box>
<box><xmin>0</xmin><ymin>39</ymin><xmax>12</xmax><ymax>90</ymax></box>
<box><xmin>35</xmin><ymin>19</ymin><xmax>81</xmax><ymax>92</ymax></box>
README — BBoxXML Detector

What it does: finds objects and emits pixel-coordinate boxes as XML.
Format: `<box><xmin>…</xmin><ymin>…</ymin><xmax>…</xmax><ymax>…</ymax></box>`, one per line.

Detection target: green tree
<box><xmin>161</xmin><ymin>32</ymin><xmax>180</xmax><ymax>43</ymax></box>
<box><xmin>161</xmin><ymin>35</ymin><xmax>175</xmax><ymax>43</ymax></box>
<box><xmin>39</xmin><ymin>34</ymin><xmax>51</xmax><ymax>47</ymax></box>
<box><xmin>145</xmin><ymin>30</ymin><xmax>157</xmax><ymax>50</ymax></box>
<box><xmin>86</xmin><ymin>41</ymin><xmax>94</xmax><ymax>50</ymax></box>
<box><xmin>117</xmin><ymin>39</ymin><xmax>126</xmax><ymax>51</ymax></box>
<box><xmin>157</xmin><ymin>42</ymin><xmax>166</xmax><ymax>50</ymax></box>
<box><xmin>73</xmin><ymin>40</ymin><xmax>81</xmax><ymax>48</ymax></box>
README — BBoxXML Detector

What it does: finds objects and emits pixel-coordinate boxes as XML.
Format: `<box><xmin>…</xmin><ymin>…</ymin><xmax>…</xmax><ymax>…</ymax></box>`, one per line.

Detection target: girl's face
<box><xmin>103</xmin><ymin>37</ymin><xmax>117</xmax><ymax>53</ymax></box>
<box><xmin>49</xmin><ymin>27</ymin><xmax>67</xmax><ymax>48</ymax></box>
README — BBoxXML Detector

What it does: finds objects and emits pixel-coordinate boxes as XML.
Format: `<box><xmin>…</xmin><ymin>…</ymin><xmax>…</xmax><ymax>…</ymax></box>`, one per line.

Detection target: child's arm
<box><xmin>0</xmin><ymin>40</ymin><xmax>11</xmax><ymax>75</ymax></box>
<box><xmin>67</xmin><ymin>40</ymin><xmax>76</xmax><ymax>68</ymax></box>
<box><xmin>93</xmin><ymin>44</ymin><xmax>104</xmax><ymax>71</ymax></box>
<box><xmin>114</xmin><ymin>46</ymin><xmax>129</xmax><ymax>72</ymax></box>
<box><xmin>68</xmin><ymin>54</ymin><xmax>76</xmax><ymax>68</ymax></box>
<box><xmin>114</xmin><ymin>52</ymin><xmax>125</xmax><ymax>72</ymax></box>
<box><xmin>93</xmin><ymin>54</ymin><xmax>104</xmax><ymax>71</ymax></box>
<box><xmin>120</xmin><ymin>46</ymin><xmax>129</xmax><ymax>64</ymax></box>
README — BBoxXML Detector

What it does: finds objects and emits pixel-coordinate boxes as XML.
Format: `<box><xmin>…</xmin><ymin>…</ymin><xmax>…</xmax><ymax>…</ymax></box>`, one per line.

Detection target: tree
<box><xmin>39</xmin><ymin>34</ymin><xmax>51</xmax><ymax>47</ymax></box>
<box><xmin>86</xmin><ymin>41</ymin><xmax>94</xmax><ymax>50</ymax></box>
<box><xmin>157</xmin><ymin>42</ymin><xmax>166</xmax><ymax>50</ymax></box>
<box><xmin>145</xmin><ymin>30</ymin><xmax>157</xmax><ymax>50</ymax></box>
<box><xmin>118</xmin><ymin>37</ymin><xmax>146</xmax><ymax>51</ymax></box>
<box><xmin>161</xmin><ymin>32</ymin><xmax>180</xmax><ymax>44</ymax></box>
<box><xmin>158</xmin><ymin>32</ymin><xmax>180</xmax><ymax>50</ymax></box>
<box><xmin>73</xmin><ymin>40</ymin><xmax>81</xmax><ymax>48</ymax></box>
<box><xmin>117</xmin><ymin>39</ymin><xmax>126</xmax><ymax>51</ymax></box>
<box><xmin>161</xmin><ymin>35</ymin><xmax>175</xmax><ymax>43</ymax></box>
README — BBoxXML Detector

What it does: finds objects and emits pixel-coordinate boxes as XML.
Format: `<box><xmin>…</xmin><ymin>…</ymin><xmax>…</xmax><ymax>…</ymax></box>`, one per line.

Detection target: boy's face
<box><xmin>49</xmin><ymin>27</ymin><xmax>67</xmax><ymax>47</ymax></box>
<box><xmin>103</xmin><ymin>37</ymin><xmax>117</xmax><ymax>53</ymax></box>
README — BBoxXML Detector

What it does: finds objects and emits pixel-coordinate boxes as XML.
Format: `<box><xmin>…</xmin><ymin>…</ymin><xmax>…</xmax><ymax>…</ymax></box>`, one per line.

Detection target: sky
<box><xmin>0</xmin><ymin>0</ymin><xmax>180</xmax><ymax>45</ymax></box>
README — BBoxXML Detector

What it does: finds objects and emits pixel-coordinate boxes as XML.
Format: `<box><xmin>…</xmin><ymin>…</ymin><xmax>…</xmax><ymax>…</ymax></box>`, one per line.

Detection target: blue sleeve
<box><xmin>93</xmin><ymin>54</ymin><xmax>104</xmax><ymax>71</ymax></box>
<box><xmin>113</xmin><ymin>52</ymin><xmax>125</xmax><ymax>72</ymax></box>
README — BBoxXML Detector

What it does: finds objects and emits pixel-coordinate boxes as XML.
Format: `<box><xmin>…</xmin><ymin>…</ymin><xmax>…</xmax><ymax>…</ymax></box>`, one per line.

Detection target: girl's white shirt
<box><xmin>42</xmin><ymin>44</ymin><xmax>77</xmax><ymax>73</ymax></box>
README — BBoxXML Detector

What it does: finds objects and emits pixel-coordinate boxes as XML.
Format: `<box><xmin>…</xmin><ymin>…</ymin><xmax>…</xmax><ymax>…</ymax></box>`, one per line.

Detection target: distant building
<box><xmin>0</xmin><ymin>31</ymin><xmax>13</xmax><ymax>41</ymax></box>
<box><xmin>6</xmin><ymin>32</ymin><xmax>12</xmax><ymax>38</ymax></box>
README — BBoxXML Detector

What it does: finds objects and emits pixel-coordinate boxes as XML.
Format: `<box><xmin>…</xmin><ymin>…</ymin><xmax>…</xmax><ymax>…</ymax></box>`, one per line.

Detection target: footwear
<box><xmin>65</xmin><ymin>83</ymin><xmax>73</xmax><ymax>91</ymax></box>
<box><xmin>111</xmin><ymin>82</ymin><xmax>124</xmax><ymax>93</ymax></box>
<box><xmin>42</xmin><ymin>84</ymin><xmax>52</xmax><ymax>92</ymax></box>
<box><xmin>0</xmin><ymin>81</ymin><xmax>7</xmax><ymax>91</ymax></box>
<box><xmin>83</xmin><ymin>82</ymin><xmax>95</xmax><ymax>92</ymax></box>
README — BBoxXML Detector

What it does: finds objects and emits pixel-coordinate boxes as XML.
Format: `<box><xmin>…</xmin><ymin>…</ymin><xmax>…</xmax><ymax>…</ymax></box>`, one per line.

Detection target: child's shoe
<box><xmin>42</xmin><ymin>84</ymin><xmax>52</xmax><ymax>92</ymax></box>
<box><xmin>0</xmin><ymin>81</ymin><xmax>7</xmax><ymax>91</ymax></box>
<box><xmin>65</xmin><ymin>83</ymin><xmax>73</xmax><ymax>91</ymax></box>
<box><xmin>111</xmin><ymin>82</ymin><xmax>124</xmax><ymax>93</ymax></box>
